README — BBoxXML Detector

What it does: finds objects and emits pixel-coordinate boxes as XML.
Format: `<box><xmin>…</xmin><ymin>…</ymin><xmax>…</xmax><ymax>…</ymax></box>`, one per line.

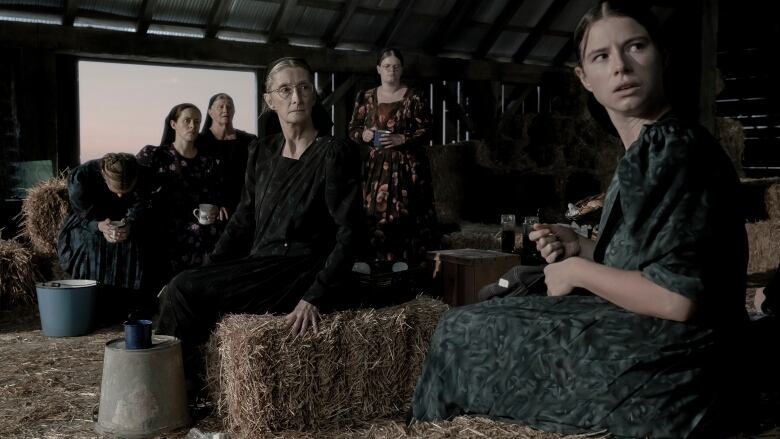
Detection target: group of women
<box><xmin>55</xmin><ymin>1</ymin><xmax>772</xmax><ymax>437</ymax></box>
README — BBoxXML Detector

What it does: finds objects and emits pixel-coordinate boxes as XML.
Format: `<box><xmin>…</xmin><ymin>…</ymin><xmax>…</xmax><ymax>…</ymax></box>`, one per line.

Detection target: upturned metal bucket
<box><xmin>96</xmin><ymin>335</ymin><xmax>191</xmax><ymax>438</ymax></box>
<box><xmin>35</xmin><ymin>279</ymin><xmax>98</xmax><ymax>337</ymax></box>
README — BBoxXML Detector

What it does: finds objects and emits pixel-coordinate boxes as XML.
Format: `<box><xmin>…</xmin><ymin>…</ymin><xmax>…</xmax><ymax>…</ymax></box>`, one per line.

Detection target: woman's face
<box><xmin>263</xmin><ymin>67</ymin><xmax>315</xmax><ymax>126</ymax></box>
<box><xmin>376</xmin><ymin>55</ymin><xmax>403</xmax><ymax>85</ymax></box>
<box><xmin>574</xmin><ymin>16</ymin><xmax>665</xmax><ymax>120</ymax></box>
<box><xmin>208</xmin><ymin>97</ymin><xmax>235</xmax><ymax>126</ymax></box>
<box><xmin>170</xmin><ymin>107</ymin><xmax>201</xmax><ymax>143</ymax></box>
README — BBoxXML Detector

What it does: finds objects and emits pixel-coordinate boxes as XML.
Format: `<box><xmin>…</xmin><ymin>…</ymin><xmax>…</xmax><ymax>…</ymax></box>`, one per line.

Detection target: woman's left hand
<box><xmin>543</xmin><ymin>257</ymin><xmax>584</xmax><ymax>297</ymax></box>
<box><xmin>218</xmin><ymin>206</ymin><xmax>229</xmax><ymax>221</ymax></box>
<box><xmin>380</xmin><ymin>133</ymin><xmax>407</xmax><ymax>148</ymax></box>
<box><xmin>284</xmin><ymin>299</ymin><xmax>320</xmax><ymax>336</ymax></box>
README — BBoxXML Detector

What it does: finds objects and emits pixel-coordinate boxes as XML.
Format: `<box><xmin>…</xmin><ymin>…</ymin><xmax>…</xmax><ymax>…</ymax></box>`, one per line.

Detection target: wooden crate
<box><xmin>428</xmin><ymin>248</ymin><xmax>520</xmax><ymax>306</ymax></box>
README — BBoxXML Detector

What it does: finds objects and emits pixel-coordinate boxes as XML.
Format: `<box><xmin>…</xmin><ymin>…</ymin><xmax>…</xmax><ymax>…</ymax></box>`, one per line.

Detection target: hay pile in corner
<box><xmin>0</xmin><ymin>239</ymin><xmax>37</xmax><ymax>308</ymax></box>
<box><xmin>18</xmin><ymin>176</ymin><xmax>69</xmax><ymax>257</ymax></box>
<box><xmin>766</xmin><ymin>183</ymin><xmax>780</xmax><ymax>220</ymax></box>
<box><xmin>746</xmin><ymin>220</ymin><xmax>780</xmax><ymax>274</ymax></box>
<box><xmin>207</xmin><ymin>297</ymin><xmax>449</xmax><ymax>436</ymax></box>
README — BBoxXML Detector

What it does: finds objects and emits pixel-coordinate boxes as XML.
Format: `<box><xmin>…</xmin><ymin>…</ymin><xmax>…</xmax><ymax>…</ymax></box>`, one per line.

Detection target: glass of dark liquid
<box><xmin>500</xmin><ymin>214</ymin><xmax>516</xmax><ymax>253</ymax></box>
<box><xmin>521</xmin><ymin>215</ymin><xmax>540</xmax><ymax>259</ymax></box>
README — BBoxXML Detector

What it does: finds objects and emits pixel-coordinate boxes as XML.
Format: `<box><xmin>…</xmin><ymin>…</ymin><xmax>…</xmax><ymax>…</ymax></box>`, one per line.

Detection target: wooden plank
<box><xmin>0</xmin><ymin>21</ymin><xmax>554</xmax><ymax>83</ymax></box>
<box><xmin>474</xmin><ymin>0</ymin><xmax>526</xmax><ymax>59</ymax></box>
<box><xmin>205</xmin><ymin>0</ymin><xmax>230</xmax><ymax>39</ymax></box>
<box><xmin>323</xmin><ymin>0</ymin><xmax>359</xmax><ymax>49</ymax></box>
<box><xmin>375</xmin><ymin>0</ymin><xmax>415</xmax><ymax>48</ymax></box>
<box><xmin>136</xmin><ymin>0</ymin><xmax>157</xmax><ymax>35</ymax></box>
<box><xmin>424</xmin><ymin>0</ymin><xmax>479</xmax><ymax>54</ymax></box>
<box><xmin>512</xmin><ymin>0</ymin><xmax>567</xmax><ymax>63</ymax></box>
<box><xmin>62</xmin><ymin>0</ymin><xmax>80</xmax><ymax>27</ymax></box>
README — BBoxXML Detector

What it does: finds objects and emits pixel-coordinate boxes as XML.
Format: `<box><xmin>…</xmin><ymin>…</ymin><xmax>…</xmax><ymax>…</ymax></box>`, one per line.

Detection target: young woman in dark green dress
<box><xmin>411</xmin><ymin>2</ymin><xmax>748</xmax><ymax>438</ymax></box>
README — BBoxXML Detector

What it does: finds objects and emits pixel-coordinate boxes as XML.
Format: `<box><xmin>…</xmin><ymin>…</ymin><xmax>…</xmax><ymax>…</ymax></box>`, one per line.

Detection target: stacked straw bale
<box><xmin>0</xmin><ymin>239</ymin><xmax>37</xmax><ymax>308</ymax></box>
<box><xmin>207</xmin><ymin>297</ymin><xmax>448</xmax><ymax>436</ymax></box>
<box><xmin>746</xmin><ymin>220</ymin><xmax>780</xmax><ymax>274</ymax></box>
<box><xmin>18</xmin><ymin>176</ymin><xmax>69</xmax><ymax>257</ymax></box>
<box><xmin>766</xmin><ymin>183</ymin><xmax>780</xmax><ymax>220</ymax></box>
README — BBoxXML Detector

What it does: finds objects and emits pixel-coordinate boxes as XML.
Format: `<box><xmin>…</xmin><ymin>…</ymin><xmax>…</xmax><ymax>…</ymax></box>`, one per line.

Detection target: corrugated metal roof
<box><xmin>78</xmin><ymin>0</ymin><xmax>142</xmax><ymax>19</ymax></box>
<box><xmin>155</xmin><ymin>0</ymin><xmax>212</xmax><ymax>26</ymax></box>
<box><xmin>510</xmin><ymin>0</ymin><xmax>553</xmax><ymax>28</ymax></box>
<box><xmin>224</xmin><ymin>0</ymin><xmax>278</xmax><ymax>32</ymax></box>
<box><xmin>2</xmin><ymin>0</ymin><xmax>61</xmax><ymax>8</ymax></box>
<box><xmin>391</xmin><ymin>15</ymin><xmax>438</xmax><ymax>48</ymax></box>
<box><xmin>340</xmin><ymin>11</ymin><xmax>390</xmax><ymax>43</ymax></box>
<box><xmin>473</xmin><ymin>0</ymin><xmax>509</xmax><ymax>25</ymax></box>
<box><xmin>360</xmin><ymin>0</ymin><xmax>401</xmax><ymax>9</ymax></box>
<box><xmin>286</xmin><ymin>5</ymin><xmax>337</xmax><ymax>38</ymax></box>
<box><xmin>527</xmin><ymin>34</ymin><xmax>569</xmax><ymax>63</ymax></box>
<box><xmin>441</xmin><ymin>25</ymin><xmax>487</xmax><ymax>53</ymax></box>
<box><xmin>412</xmin><ymin>0</ymin><xmax>455</xmax><ymax>16</ymax></box>
<box><xmin>550</xmin><ymin>0</ymin><xmax>595</xmax><ymax>32</ymax></box>
<box><xmin>488</xmin><ymin>31</ymin><xmax>529</xmax><ymax>59</ymax></box>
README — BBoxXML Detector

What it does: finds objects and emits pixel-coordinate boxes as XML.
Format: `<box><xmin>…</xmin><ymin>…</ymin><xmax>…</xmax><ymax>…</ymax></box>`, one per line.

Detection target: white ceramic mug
<box><xmin>193</xmin><ymin>203</ymin><xmax>218</xmax><ymax>225</ymax></box>
<box><xmin>108</xmin><ymin>219</ymin><xmax>126</xmax><ymax>241</ymax></box>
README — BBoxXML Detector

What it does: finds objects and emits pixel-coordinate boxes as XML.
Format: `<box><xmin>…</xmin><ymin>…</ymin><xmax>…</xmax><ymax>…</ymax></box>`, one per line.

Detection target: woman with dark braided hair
<box><xmin>58</xmin><ymin>152</ymin><xmax>157</xmax><ymax>314</ymax></box>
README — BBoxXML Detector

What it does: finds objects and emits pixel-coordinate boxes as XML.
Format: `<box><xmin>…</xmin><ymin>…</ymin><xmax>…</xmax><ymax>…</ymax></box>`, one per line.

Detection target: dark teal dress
<box><xmin>411</xmin><ymin>114</ymin><xmax>749</xmax><ymax>438</ymax></box>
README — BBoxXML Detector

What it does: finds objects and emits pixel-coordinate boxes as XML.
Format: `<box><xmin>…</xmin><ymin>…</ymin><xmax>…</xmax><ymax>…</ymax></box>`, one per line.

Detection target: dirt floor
<box><xmin>1</xmin><ymin>303</ymin><xmax>779</xmax><ymax>439</ymax></box>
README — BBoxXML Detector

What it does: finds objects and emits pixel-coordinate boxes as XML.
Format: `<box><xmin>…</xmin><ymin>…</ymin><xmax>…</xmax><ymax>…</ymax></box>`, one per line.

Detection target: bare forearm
<box><xmin>570</xmin><ymin>258</ymin><xmax>695</xmax><ymax>321</ymax></box>
<box><xmin>578</xmin><ymin>236</ymin><xmax>596</xmax><ymax>261</ymax></box>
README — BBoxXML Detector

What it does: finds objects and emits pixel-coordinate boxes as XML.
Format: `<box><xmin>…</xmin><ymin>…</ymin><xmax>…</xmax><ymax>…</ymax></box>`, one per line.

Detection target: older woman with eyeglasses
<box><xmin>348</xmin><ymin>47</ymin><xmax>438</xmax><ymax>275</ymax></box>
<box><xmin>156</xmin><ymin>57</ymin><xmax>362</xmax><ymax>384</ymax></box>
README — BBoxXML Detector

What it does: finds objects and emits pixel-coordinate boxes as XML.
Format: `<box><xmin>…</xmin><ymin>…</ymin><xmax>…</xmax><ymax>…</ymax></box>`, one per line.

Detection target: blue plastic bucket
<box><xmin>36</xmin><ymin>280</ymin><xmax>98</xmax><ymax>337</ymax></box>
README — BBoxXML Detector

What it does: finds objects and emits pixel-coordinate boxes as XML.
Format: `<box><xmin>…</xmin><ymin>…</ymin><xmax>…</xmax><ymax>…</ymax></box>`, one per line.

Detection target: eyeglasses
<box><xmin>267</xmin><ymin>82</ymin><xmax>314</xmax><ymax>100</ymax></box>
<box><xmin>380</xmin><ymin>64</ymin><xmax>402</xmax><ymax>72</ymax></box>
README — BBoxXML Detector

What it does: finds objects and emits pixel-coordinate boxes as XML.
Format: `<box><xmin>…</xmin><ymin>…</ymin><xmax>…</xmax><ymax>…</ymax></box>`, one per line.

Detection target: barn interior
<box><xmin>0</xmin><ymin>0</ymin><xmax>779</xmax><ymax>438</ymax></box>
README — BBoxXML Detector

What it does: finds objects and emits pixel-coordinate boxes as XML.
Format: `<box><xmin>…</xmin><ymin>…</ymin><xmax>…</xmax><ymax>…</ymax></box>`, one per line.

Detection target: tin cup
<box><xmin>123</xmin><ymin>319</ymin><xmax>152</xmax><ymax>350</ymax></box>
<box><xmin>373</xmin><ymin>130</ymin><xmax>391</xmax><ymax>148</ymax></box>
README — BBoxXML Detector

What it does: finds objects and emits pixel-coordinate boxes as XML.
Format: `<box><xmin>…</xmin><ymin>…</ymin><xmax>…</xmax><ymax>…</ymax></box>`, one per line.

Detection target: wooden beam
<box><xmin>424</xmin><ymin>0</ymin><xmax>479</xmax><ymax>54</ymax></box>
<box><xmin>512</xmin><ymin>0</ymin><xmax>567</xmax><ymax>63</ymax></box>
<box><xmin>323</xmin><ymin>0</ymin><xmax>359</xmax><ymax>49</ymax></box>
<box><xmin>0</xmin><ymin>21</ymin><xmax>555</xmax><ymax>82</ymax></box>
<box><xmin>552</xmin><ymin>38</ymin><xmax>574</xmax><ymax>66</ymax></box>
<box><xmin>267</xmin><ymin>0</ymin><xmax>297</xmax><ymax>43</ymax></box>
<box><xmin>698</xmin><ymin>0</ymin><xmax>718</xmax><ymax>133</ymax></box>
<box><xmin>137</xmin><ymin>0</ymin><xmax>157</xmax><ymax>35</ymax></box>
<box><xmin>375</xmin><ymin>0</ymin><xmax>415</xmax><ymax>48</ymax></box>
<box><xmin>62</xmin><ymin>0</ymin><xmax>80</xmax><ymax>27</ymax></box>
<box><xmin>297</xmin><ymin>0</ymin><xmax>341</xmax><ymax>11</ymax></box>
<box><xmin>205</xmin><ymin>0</ymin><xmax>230</xmax><ymax>39</ymax></box>
<box><xmin>474</xmin><ymin>0</ymin><xmax>526</xmax><ymax>59</ymax></box>
<box><xmin>322</xmin><ymin>75</ymin><xmax>356</xmax><ymax>106</ymax></box>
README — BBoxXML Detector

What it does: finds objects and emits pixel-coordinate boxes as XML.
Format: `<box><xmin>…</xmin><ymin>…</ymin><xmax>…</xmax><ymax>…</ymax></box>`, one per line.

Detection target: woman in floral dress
<box><xmin>349</xmin><ymin>48</ymin><xmax>438</xmax><ymax>270</ymax></box>
<box><xmin>137</xmin><ymin>103</ymin><xmax>226</xmax><ymax>278</ymax></box>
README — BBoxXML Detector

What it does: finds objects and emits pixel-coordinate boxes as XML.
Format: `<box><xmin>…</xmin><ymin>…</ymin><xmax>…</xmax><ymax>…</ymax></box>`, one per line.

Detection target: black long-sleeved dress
<box><xmin>197</xmin><ymin>129</ymin><xmax>257</xmax><ymax>213</ymax></box>
<box><xmin>156</xmin><ymin>133</ymin><xmax>362</xmax><ymax>352</ymax></box>
<box><xmin>57</xmin><ymin>160</ymin><xmax>154</xmax><ymax>290</ymax></box>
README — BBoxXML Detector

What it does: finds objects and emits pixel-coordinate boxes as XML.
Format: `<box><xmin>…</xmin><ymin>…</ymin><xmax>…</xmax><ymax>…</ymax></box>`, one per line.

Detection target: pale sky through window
<box><xmin>78</xmin><ymin>60</ymin><xmax>258</xmax><ymax>162</ymax></box>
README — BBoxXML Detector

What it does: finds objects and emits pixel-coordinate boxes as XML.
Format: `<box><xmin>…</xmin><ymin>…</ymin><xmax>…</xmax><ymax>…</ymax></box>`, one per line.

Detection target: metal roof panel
<box><xmin>527</xmin><ymin>34</ymin><xmax>569</xmax><ymax>62</ymax></box>
<box><xmin>488</xmin><ymin>30</ymin><xmax>528</xmax><ymax>58</ymax></box>
<box><xmin>155</xmin><ymin>0</ymin><xmax>212</xmax><ymax>26</ymax></box>
<box><xmin>510</xmin><ymin>0</ymin><xmax>553</xmax><ymax>27</ymax></box>
<box><xmin>78</xmin><ymin>0</ymin><xmax>142</xmax><ymax>18</ymax></box>
<box><xmin>341</xmin><ymin>11</ymin><xmax>390</xmax><ymax>43</ymax></box>
<box><xmin>473</xmin><ymin>0</ymin><xmax>509</xmax><ymax>24</ymax></box>
<box><xmin>225</xmin><ymin>0</ymin><xmax>278</xmax><ymax>32</ymax></box>
<box><xmin>286</xmin><ymin>5</ymin><xmax>337</xmax><ymax>37</ymax></box>
<box><xmin>441</xmin><ymin>24</ymin><xmax>487</xmax><ymax>53</ymax></box>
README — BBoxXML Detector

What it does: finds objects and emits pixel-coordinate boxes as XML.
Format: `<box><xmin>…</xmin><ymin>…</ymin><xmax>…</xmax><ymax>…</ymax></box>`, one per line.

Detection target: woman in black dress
<box><xmin>198</xmin><ymin>93</ymin><xmax>257</xmax><ymax>214</ymax></box>
<box><xmin>57</xmin><ymin>152</ymin><xmax>157</xmax><ymax>313</ymax></box>
<box><xmin>156</xmin><ymin>58</ymin><xmax>362</xmax><ymax>373</ymax></box>
<box><xmin>137</xmin><ymin>103</ymin><xmax>227</xmax><ymax>277</ymax></box>
<box><xmin>411</xmin><ymin>2</ymin><xmax>749</xmax><ymax>438</ymax></box>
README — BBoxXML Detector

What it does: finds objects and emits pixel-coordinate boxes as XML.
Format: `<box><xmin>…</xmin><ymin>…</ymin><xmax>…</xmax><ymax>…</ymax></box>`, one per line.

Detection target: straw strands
<box><xmin>766</xmin><ymin>183</ymin><xmax>780</xmax><ymax>220</ymax></box>
<box><xmin>18</xmin><ymin>176</ymin><xmax>69</xmax><ymax>257</ymax></box>
<box><xmin>207</xmin><ymin>297</ymin><xmax>448</xmax><ymax>436</ymax></box>
<box><xmin>746</xmin><ymin>220</ymin><xmax>780</xmax><ymax>274</ymax></box>
<box><xmin>0</xmin><ymin>239</ymin><xmax>37</xmax><ymax>308</ymax></box>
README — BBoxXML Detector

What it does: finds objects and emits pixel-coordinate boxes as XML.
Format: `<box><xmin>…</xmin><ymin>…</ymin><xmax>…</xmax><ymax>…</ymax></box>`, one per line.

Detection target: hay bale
<box><xmin>716</xmin><ymin>117</ymin><xmax>745</xmax><ymax>177</ymax></box>
<box><xmin>746</xmin><ymin>220</ymin><xmax>780</xmax><ymax>274</ymax></box>
<box><xmin>0</xmin><ymin>239</ymin><xmax>37</xmax><ymax>309</ymax></box>
<box><xmin>444</xmin><ymin>222</ymin><xmax>501</xmax><ymax>250</ymax></box>
<box><xmin>766</xmin><ymin>183</ymin><xmax>780</xmax><ymax>220</ymax></box>
<box><xmin>207</xmin><ymin>297</ymin><xmax>448</xmax><ymax>436</ymax></box>
<box><xmin>18</xmin><ymin>176</ymin><xmax>69</xmax><ymax>257</ymax></box>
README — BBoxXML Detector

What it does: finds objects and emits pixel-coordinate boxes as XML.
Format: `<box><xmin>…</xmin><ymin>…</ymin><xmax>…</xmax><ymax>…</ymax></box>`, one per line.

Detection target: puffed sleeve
<box><xmin>401</xmin><ymin>89</ymin><xmax>432</xmax><ymax>147</ymax></box>
<box><xmin>614</xmin><ymin>121</ymin><xmax>741</xmax><ymax>302</ymax></box>
<box><xmin>66</xmin><ymin>163</ymin><xmax>102</xmax><ymax>234</ymax></box>
<box><xmin>348</xmin><ymin>89</ymin><xmax>371</xmax><ymax>144</ymax></box>
<box><xmin>302</xmin><ymin>139</ymin><xmax>363</xmax><ymax>306</ymax></box>
<box><xmin>207</xmin><ymin>138</ymin><xmax>260</xmax><ymax>263</ymax></box>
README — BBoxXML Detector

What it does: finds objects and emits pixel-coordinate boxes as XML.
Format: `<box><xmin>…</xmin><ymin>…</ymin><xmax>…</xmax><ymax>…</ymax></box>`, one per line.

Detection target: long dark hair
<box><xmin>160</xmin><ymin>103</ymin><xmax>200</xmax><ymax>146</ymax></box>
<box><xmin>201</xmin><ymin>93</ymin><xmax>233</xmax><ymax>133</ymax></box>
<box><xmin>573</xmin><ymin>0</ymin><xmax>666</xmax><ymax>135</ymax></box>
